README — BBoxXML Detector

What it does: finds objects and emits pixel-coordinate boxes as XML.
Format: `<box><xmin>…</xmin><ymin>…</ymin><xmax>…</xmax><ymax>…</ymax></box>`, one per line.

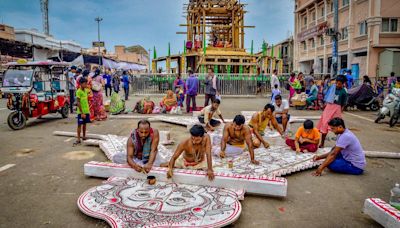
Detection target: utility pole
<box><xmin>332</xmin><ymin>0</ymin><xmax>339</xmax><ymax>77</ymax></box>
<box><xmin>95</xmin><ymin>17</ymin><xmax>103</xmax><ymax>66</ymax></box>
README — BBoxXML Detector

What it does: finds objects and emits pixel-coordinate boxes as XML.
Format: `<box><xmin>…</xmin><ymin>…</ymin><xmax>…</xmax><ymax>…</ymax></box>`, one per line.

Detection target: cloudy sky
<box><xmin>0</xmin><ymin>0</ymin><xmax>294</xmax><ymax>56</ymax></box>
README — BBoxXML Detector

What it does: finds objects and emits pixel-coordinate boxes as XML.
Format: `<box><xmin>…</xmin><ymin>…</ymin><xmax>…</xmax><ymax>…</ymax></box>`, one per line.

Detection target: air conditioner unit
<box><xmin>326</xmin><ymin>28</ymin><xmax>336</xmax><ymax>36</ymax></box>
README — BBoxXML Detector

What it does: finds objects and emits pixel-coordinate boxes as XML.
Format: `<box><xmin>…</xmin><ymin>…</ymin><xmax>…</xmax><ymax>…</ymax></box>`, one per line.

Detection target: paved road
<box><xmin>0</xmin><ymin>95</ymin><xmax>399</xmax><ymax>227</ymax></box>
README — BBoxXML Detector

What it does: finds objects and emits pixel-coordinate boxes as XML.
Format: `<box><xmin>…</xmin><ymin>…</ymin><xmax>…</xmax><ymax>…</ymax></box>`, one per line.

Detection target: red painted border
<box><xmin>369</xmin><ymin>198</ymin><xmax>400</xmax><ymax>221</ymax></box>
<box><xmin>87</xmin><ymin>161</ymin><xmax>287</xmax><ymax>184</ymax></box>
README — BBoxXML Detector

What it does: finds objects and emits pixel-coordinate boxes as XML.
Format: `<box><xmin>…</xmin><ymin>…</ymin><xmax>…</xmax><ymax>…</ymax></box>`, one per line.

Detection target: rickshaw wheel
<box><xmin>60</xmin><ymin>104</ymin><xmax>69</xmax><ymax>118</ymax></box>
<box><xmin>7</xmin><ymin>111</ymin><xmax>27</xmax><ymax>130</ymax></box>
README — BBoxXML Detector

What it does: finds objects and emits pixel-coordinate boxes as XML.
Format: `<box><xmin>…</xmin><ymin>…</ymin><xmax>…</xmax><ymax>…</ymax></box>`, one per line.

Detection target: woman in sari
<box><xmin>110</xmin><ymin>91</ymin><xmax>125</xmax><ymax>115</ymax></box>
<box><xmin>91</xmin><ymin>69</ymin><xmax>107</xmax><ymax>120</ymax></box>
<box><xmin>160</xmin><ymin>90</ymin><xmax>178</xmax><ymax>113</ymax></box>
<box><xmin>288</xmin><ymin>72</ymin><xmax>296</xmax><ymax>104</ymax></box>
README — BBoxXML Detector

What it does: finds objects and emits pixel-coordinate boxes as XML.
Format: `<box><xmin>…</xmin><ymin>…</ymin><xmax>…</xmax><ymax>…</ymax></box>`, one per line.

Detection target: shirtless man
<box><xmin>218</xmin><ymin>115</ymin><xmax>259</xmax><ymax>164</ymax></box>
<box><xmin>165</xmin><ymin>125</ymin><xmax>214</xmax><ymax>180</ymax></box>
<box><xmin>127</xmin><ymin>119</ymin><xmax>160</xmax><ymax>173</ymax></box>
<box><xmin>249</xmin><ymin>104</ymin><xmax>283</xmax><ymax>148</ymax></box>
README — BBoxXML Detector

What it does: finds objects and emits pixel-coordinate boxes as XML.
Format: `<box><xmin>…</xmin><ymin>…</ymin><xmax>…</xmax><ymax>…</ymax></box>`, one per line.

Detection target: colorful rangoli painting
<box><xmin>78</xmin><ymin>177</ymin><xmax>242</xmax><ymax>228</ymax></box>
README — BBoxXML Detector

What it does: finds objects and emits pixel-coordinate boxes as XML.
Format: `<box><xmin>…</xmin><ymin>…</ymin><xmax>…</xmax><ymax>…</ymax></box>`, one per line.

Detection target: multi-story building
<box><xmin>294</xmin><ymin>0</ymin><xmax>400</xmax><ymax>78</ymax></box>
<box><xmin>267</xmin><ymin>37</ymin><xmax>294</xmax><ymax>74</ymax></box>
<box><xmin>113</xmin><ymin>45</ymin><xmax>149</xmax><ymax>66</ymax></box>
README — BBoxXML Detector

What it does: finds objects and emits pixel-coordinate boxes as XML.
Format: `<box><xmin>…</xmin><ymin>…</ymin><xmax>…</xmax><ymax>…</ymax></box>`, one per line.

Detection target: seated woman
<box><xmin>109</xmin><ymin>91</ymin><xmax>125</xmax><ymax>115</ymax></box>
<box><xmin>286</xmin><ymin>119</ymin><xmax>319</xmax><ymax>152</ymax></box>
<box><xmin>306</xmin><ymin>79</ymin><xmax>318</xmax><ymax>107</ymax></box>
<box><xmin>160</xmin><ymin>90</ymin><xmax>177</xmax><ymax>113</ymax></box>
<box><xmin>133</xmin><ymin>96</ymin><xmax>154</xmax><ymax>114</ymax></box>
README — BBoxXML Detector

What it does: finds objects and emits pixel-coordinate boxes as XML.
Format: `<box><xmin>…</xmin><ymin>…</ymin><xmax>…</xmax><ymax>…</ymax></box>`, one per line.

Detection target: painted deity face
<box><xmin>121</xmin><ymin>182</ymin><xmax>205</xmax><ymax>213</ymax></box>
<box><xmin>191</xmin><ymin>136</ymin><xmax>203</xmax><ymax>145</ymax></box>
<box><xmin>138</xmin><ymin>124</ymin><xmax>150</xmax><ymax>140</ymax></box>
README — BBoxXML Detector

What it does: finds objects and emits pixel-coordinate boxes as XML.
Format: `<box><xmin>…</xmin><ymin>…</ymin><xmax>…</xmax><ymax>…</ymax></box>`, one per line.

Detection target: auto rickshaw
<box><xmin>1</xmin><ymin>60</ymin><xmax>70</xmax><ymax>130</ymax></box>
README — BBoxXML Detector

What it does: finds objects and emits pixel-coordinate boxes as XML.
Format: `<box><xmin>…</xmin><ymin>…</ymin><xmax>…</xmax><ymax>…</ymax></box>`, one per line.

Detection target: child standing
<box><xmin>177</xmin><ymin>85</ymin><xmax>185</xmax><ymax>107</ymax></box>
<box><xmin>271</xmin><ymin>84</ymin><xmax>281</xmax><ymax>105</ymax></box>
<box><xmin>74</xmin><ymin>77</ymin><xmax>91</xmax><ymax>146</ymax></box>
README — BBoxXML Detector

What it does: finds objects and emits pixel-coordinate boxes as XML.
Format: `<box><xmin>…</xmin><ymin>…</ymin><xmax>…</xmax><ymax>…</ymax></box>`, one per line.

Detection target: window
<box><xmin>321</xmin><ymin>6</ymin><xmax>325</xmax><ymax>17</ymax></box>
<box><xmin>311</xmin><ymin>39</ymin><xmax>315</xmax><ymax>48</ymax></box>
<box><xmin>304</xmin><ymin>16</ymin><xmax>308</xmax><ymax>26</ymax></box>
<box><xmin>381</xmin><ymin>18</ymin><xmax>398</xmax><ymax>32</ymax></box>
<box><xmin>341</xmin><ymin>27</ymin><xmax>348</xmax><ymax>40</ymax></box>
<box><xmin>302</xmin><ymin>41</ymin><xmax>307</xmax><ymax>50</ymax></box>
<box><xmin>359</xmin><ymin>21</ymin><xmax>367</xmax><ymax>35</ymax></box>
<box><xmin>330</xmin><ymin>1</ymin><xmax>334</xmax><ymax>12</ymax></box>
<box><xmin>342</xmin><ymin>0</ymin><xmax>349</xmax><ymax>7</ymax></box>
<box><xmin>320</xmin><ymin>36</ymin><xmax>324</xmax><ymax>45</ymax></box>
<box><xmin>312</xmin><ymin>11</ymin><xmax>316</xmax><ymax>21</ymax></box>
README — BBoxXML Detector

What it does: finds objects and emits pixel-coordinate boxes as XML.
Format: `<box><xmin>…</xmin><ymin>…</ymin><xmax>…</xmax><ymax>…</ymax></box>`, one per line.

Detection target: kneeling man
<box><xmin>127</xmin><ymin>119</ymin><xmax>161</xmax><ymax>173</ymax></box>
<box><xmin>313</xmin><ymin>118</ymin><xmax>366</xmax><ymax>176</ymax></box>
<box><xmin>249</xmin><ymin>104</ymin><xmax>283</xmax><ymax>148</ymax></box>
<box><xmin>218</xmin><ymin>115</ymin><xmax>259</xmax><ymax>164</ymax></box>
<box><xmin>165</xmin><ymin>125</ymin><xmax>214</xmax><ymax>180</ymax></box>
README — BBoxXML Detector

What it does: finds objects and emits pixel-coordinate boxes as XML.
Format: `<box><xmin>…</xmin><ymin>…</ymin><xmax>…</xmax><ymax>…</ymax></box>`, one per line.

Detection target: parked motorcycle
<box><xmin>375</xmin><ymin>88</ymin><xmax>400</xmax><ymax>124</ymax></box>
<box><xmin>389</xmin><ymin>101</ymin><xmax>400</xmax><ymax>127</ymax></box>
<box><xmin>346</xmin><ymin>84</ymin><xmax>380</xmax><ymax>111</ymax></box>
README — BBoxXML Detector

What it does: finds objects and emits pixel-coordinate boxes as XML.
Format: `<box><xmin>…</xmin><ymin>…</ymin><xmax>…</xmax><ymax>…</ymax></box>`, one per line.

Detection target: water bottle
<box><xmin>389</xmin><ymin>183</ymin><xmax>400</xmax><ymax>210</ymax></box>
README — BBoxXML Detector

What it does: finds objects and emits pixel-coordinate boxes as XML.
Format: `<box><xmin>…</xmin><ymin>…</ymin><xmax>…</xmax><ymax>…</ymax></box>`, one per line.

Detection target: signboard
<box><xmin>92</xmin><ymin>41</ymin><xmax>105</xmax><ymax>47</ymax></box>
<box><xmin>297</xmin><ymin>22</ymin><xmax>328</xmax><ymax>42</ymax></box>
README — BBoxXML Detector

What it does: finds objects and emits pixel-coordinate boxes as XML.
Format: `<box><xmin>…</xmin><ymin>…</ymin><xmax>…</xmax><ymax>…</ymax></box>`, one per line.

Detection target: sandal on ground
<box><xmin>73</xmin><ymin>140</ymin><xmax>81</xmax><ymax>147</ymax></box>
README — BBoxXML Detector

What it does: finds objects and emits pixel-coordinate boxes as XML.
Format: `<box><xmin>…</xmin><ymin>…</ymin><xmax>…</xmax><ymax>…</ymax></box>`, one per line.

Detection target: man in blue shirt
<box><xmin>185</xmin><ymin>70</ymin><xmax>199</xmax><ymax>113</ymax></box>
<box><xmin>103</xmin><ymin>69</ymin><xmax>112</xmax><ymax>97</ymax></box>
<box><xmin>122</xmin><ymin>71</ymin><xmax>130</xmax><ymax>100</ymax></box>
<box><xmin>346</xmin><ymin>69</ymin><xmax>353</xmax><ymax>89</ymax></box>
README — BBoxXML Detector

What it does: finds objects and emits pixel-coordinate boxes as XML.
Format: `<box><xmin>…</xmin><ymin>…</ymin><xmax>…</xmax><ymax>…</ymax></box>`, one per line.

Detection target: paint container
<box><xmin>228</xmin><ymin>160</ymin><xmax>233</xmax><ymax>169</ymax></box>
<box><xmin>147</xmin><ymin>176</ymin><xmax>156</xmax><ymax>185</ymax></box>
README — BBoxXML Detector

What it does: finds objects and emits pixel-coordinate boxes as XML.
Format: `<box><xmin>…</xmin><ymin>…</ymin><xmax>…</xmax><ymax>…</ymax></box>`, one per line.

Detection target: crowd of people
<box><xmin>120</xmin><ymin>73</ymin><xmax>368</xmax><ymax>179</ymax></box>
<box><xmin>67</xmin><ymin>65</ymin><xmax>400</xmax><ymax>178</ymax></box>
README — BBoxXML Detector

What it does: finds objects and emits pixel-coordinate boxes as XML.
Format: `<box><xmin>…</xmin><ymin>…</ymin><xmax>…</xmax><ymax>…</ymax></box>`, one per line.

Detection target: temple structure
<box><xmin>152</xmin><ymin>0</ymin><xmax>284</xmax><ymax>74</ymax></box>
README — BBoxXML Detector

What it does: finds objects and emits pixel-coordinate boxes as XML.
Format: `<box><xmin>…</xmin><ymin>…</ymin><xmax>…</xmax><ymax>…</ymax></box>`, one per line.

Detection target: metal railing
<box><xmin>130</xmin><ymin>73</ymin><xmax>291</xmax><ymax>96</ymax></box>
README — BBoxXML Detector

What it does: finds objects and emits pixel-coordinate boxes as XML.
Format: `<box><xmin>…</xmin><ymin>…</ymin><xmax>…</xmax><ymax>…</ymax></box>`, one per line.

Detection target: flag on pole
<box><xmin>168</xmin><ymin>42</ymin><xmax>171</xmax><ymax>57</ymax></box>
<box><xmin>153</xmin><ymin>46</ymin><xmax>157</xmax><ymax>59</ymax></box>
<box><xmin>251</xmin><ymin>40</ymin><xmax>254</xmax><ymax>55</ymax></box>
<box><xmin>184</xmin><ymin>40</ymin><xmax>186</xmax><ymax>55</ymax></box>
<box><xmin>203</xmin><ymin>36</ymin><xmax>206</xmax><ymax>55</ymax></box>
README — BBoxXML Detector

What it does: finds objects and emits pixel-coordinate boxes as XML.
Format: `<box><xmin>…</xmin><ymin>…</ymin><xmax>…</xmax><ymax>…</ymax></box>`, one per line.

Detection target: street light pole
<box><xmin>148</xmin><ymin>48</ymin><xmax>151</xmax><ymax>73</ymax></box>
<box><xmin>332</xmin><ymin>0</ymin><xmax>339</xmax><ymax>77</ymax></box>
<box><xmin>95</xmin><ymin>17</ymin><xmax>103</xmax><ymax>66</ymax></box>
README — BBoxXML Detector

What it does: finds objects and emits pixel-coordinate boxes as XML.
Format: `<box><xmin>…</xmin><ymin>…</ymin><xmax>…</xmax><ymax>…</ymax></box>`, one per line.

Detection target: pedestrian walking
<box><xmin>204</xmin><ymin>68</ymin><xmax>220</xmax><ymax>106</ymax></box>
<box><xmin>103</xmin><ymin>69</ymin><xmax>112</xmax><ymax>97</ymax></box>
<box><xmin>122</xmin><ymin>71</ymin><xmax>130</xmax><ymax>100</ymax></box>
<box><xmin>68</xmin><ymin>66</ymin><xmax>77</xmax><ymax>113</ymax></box>
<box><xmin>270</xmin><ymin>69</ymin><xmax>280</xmax><ymax>91</ymax></box>
<box><xmin>185</xmin><ymin>70</ymin><xmax>198</xmax><ymax>113</ymax></box>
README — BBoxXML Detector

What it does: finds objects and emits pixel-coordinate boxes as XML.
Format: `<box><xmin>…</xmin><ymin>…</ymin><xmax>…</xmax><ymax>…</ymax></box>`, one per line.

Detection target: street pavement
<box><xmin>0</xmin><ymin>95</ymin><xmax>399</xmax><ymax>227</ymax></box>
